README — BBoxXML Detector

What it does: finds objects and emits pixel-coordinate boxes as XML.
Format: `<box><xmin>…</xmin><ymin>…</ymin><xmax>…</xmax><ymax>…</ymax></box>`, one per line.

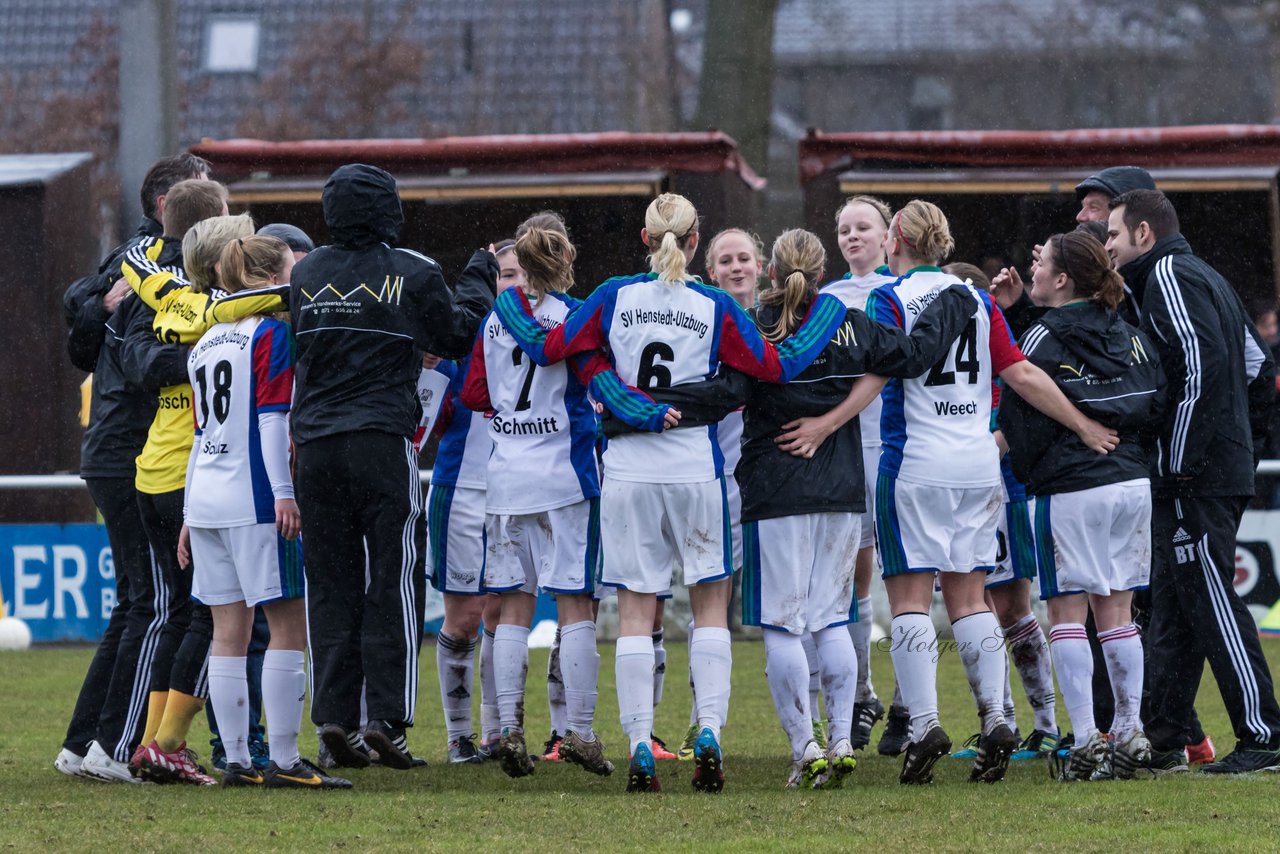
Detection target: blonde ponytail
<box><xmin>644</xmin><ymin>193</ymin><xmax>698</xmax><ymax>283</ymax></box>
<box><xmin>760</xmin><ymin>228</ymin><xmax>826</xmax><ymax>342</ymax></box>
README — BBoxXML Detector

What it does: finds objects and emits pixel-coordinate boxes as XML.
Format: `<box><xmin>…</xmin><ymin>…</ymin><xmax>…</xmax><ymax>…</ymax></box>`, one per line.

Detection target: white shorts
<box><xmin>190</xmin><ymin>523</ymin><xmax>305</xmax><ymax>607</ymax></box>
<box><xmin>427</xmin><ymin>485</ymin><xmax>486</xmax><ymax>595</ymax></box>
<box><xmin>482</xmin><ymin>498</ymin><xmax>599</xmax><ymax>596</ymax></box>
<box><xmin>742</xmin><ymin>513</ymin><xmax>861</xmax><ymax>634</ymax></box>
<box><xmin>987</xmin><ymin>498</ymin><xmax>1037</xmax><ymax>588</ymax></box>
<box><xmin>858</xmin><ymin>445</ymin><xmax>878</xmax><ymax>550</ymax></box>
<box><xmin>725</xmin><ymin>472</ymin><xmax>744</xmax><ymax>571</ymax></box>
<box><xmin>600</xmin><ymin>476</ymin><xmax>732</xmax><ymax>594</ymax></box>
<box><xmin>1035</xmin><ymin>479</ymin><xmax>1152</xmax><ymax>598</ymax></box>
<box><xmin>876</xmin><ymin>475</ymin><xmax>1000</xmax><ymax>576</ymax></box>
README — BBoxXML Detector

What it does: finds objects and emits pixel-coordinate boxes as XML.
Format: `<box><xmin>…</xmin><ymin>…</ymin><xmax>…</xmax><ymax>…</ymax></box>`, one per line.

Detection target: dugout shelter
<box><xmin>0</xmin><ymin>153</ymin><xmax>98</xmax><ymax>523</ymax></box>
<box><xmin>799</xmin><ymin>124</ymin><xmax>1280</xmax><ymax>311</ymax></box>
<box><xmin>189</xmin><ymin>131</ymin><xmax>765</xmax><ymax>298</ymax></box>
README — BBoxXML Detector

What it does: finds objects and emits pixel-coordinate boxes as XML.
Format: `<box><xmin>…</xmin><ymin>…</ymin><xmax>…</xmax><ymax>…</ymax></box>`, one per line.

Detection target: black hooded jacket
<box><xmin>1118</xmin><ymin>234</ymin><xmax>1275</xmax><ymax>498</ymax></box>
<box><xmin>289</xmin><ymin>164</ymin><xmax>497</xmax><ymax>444</ymax></box>
<box><xmin>999</xmin><ymin>302</ymin><xmax>1164</xmax><ymax>495</ymax></box>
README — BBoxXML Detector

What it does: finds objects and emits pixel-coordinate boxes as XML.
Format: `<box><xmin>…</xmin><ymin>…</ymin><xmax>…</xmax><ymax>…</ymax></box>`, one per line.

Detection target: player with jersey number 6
<box><xmin>180</xmin><ymin>236</ymin><xmax>349</xmax><ymax>790</ymax></box>
<box><xmin>492</xmin><ymin>193</ymin><xmax>854</xmax><ymax>794</ymax></box>
<box><xmin>857</xmin><ymin>200</ymin><xmax>1119</xmax><ymax>786</ymax></box>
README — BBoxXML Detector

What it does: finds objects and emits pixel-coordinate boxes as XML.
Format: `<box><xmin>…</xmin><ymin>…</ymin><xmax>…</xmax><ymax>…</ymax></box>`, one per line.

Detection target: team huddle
<box><xmin>55</xmin><ymin>154</ymin><xmax>1280</xmax><ymax>794</ymax></box>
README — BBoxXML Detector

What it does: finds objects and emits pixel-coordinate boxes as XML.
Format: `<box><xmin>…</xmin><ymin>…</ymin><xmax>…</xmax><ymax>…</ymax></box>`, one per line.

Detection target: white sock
<box><xmin>850</xmin><ymin>596</ymin><xmax>876</xmax><ymax>703</ymax></box>
<box><xmin>436</xmin><ymin>631</ymin><xmax>476</xmax><ymax>742</ymax></box>
<box><xmin>479</xmin><ymin>628</ymin><xmax>499</xmax><ymax>741</ymax></box>
<box><xmin>493</xmin><ymin>624</ymin><xmax>530</xmax><ymax>732</ymax></box>
<box><xmin>616</xmin><ymin>635</ymin><xmax>655</xmax><ymax>754</ymax></box>
<box><xmin>690</xmin><ymin>627</ymin><xmax>732</xmax><ymax>737</ymax></box>
<box><xmin>686</xmin><ymin>619</ymin><xmax>697</xmax><ymax>726</ymax></box>
<box><xmin>890</xmin><ymin>613</ymin><xmax>939</xmax><ymax>741</ymax></box>
<box><xmin>1006</xmin><ymin>614</ymin><xmax>1057</xmax><ymax>733</ymax></box>
<box><xmin>1098</xmin><ymin>624</ymin><xmax>1144</xmax><ymax>739</ymax></box>
<box><xmin>1002</xmin><ymin>654</ymin><xmax>1017</xmax><ymax>724</ymax></box>
<box><xmin>560</xmin><ymin>621</ymin><xmax>599</xmax><ymax>740</ymax></box>
<box><xmin>763</xmin><ymin>630</ymin><xmax>813</xmax><ymax>758</ymax></box>
<box><xmin>801</xmin><ymin>631</ymin><xmax>822</xmax><ymax>724</ymax></box>
<box><xmin>546</xmin><ymin>628</ymin><xmax>567</xmax><ymax>737</ymax></box>
<box><xmin>208</xmin><ymin>655</ymin><xmax>250</xmax><ymax>767</ymax></box>
<box><xmin>262</xmin><ymin>649</ymin><xmax>305</xmax><ymax>769</ymax></box>
<box><xmin>953</xmin><ymin>611</ymin><xmax>1007</xmax><ymax>735</ymax></box>
<box><xmin>814</xmin><ymin>625</ymin><xmax>857</xmax><ymax>745</ymax></box>
<box><xmin>652</xmin><ymin>629</ymin><xmax>666</xmax><ymax>708</ymax></box>
<box><xmin>1049</xmin><ymin>623</ymin><xmax>1096</xmax><ymax>740</ymax></box>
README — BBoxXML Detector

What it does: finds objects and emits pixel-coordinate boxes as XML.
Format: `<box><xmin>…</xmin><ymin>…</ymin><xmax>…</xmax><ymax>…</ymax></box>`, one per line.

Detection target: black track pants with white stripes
<box><xmin>296</xmin><ymin>432</ymin><xmax>426</xmax><ymax>730</ymax></box>
<box><xmin>1146</xmin><ymin>496</ymin><xmax>1280</xmax><ymax>752</ymax></box>
<box><xmin>83</xmin><ymin>478</ymin><xmax>169</xmax><ymax>762</ymax></box>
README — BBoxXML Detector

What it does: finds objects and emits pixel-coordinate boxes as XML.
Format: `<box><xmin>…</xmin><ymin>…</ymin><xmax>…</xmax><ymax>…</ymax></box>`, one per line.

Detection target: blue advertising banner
<box><xmin>0</xmin><ymin>524</ymin><xmax>115</xmax><ymax>643</ymax></box>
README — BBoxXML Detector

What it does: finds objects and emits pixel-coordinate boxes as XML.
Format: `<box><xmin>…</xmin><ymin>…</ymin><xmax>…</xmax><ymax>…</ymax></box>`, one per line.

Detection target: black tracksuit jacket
<box><xmin>1120</xmin><ymin>234</ymin><xmax>1275</xmax><ymax>499</ymax></box>
<box><xmin>998</xmin><ymin>302</ymin><xmax>1165</xmax><ymax>496</ymax></box>
<box><xmin>289</xmin><ymin>164</ymin><xmax>497</xmax><ymax>445</ymax></box>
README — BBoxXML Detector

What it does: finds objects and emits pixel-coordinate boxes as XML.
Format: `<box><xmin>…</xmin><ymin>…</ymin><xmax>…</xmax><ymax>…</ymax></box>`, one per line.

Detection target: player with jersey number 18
<box><xmin>181</xmin><ymin>236</ymin><xmax>349</xmax><ymax>790</ymax></box>
<box><xmin>860</xmin><ymin>200</ymin><xmax>1119</xmax><ymax>786</ymax></box>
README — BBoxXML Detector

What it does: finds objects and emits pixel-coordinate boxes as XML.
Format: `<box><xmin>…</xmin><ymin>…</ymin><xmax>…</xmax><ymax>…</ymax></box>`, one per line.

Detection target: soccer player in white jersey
<box><xmin>863</xmin><ymin>200</ymin><xmax>1118</xmax><ymax>785</ymax></box>
<box><xmin>492</xmin><ymin>193</ymin><xmax>852</xmax><ymax>793</ymax></box>
<box><xmin>426</xmin><ymin>243</ymin><xmax>520</xmax><ymax>766</ymax></box>
<box><xmin>738</xmin><ymin>229</ymin><xmax>973</xmax><ymax>790</ymax></box>
<box><xmin>461</xmin><ymin>226</ymin><xmax>670</xmax><ymax>780</ymax></box>
<box><xmin>999</xmin><ymin>232</ymin><xmax>1161</xmax><ymax>781</ymax></box>
<box><xmin>180</xmin><ymin>235</ymin><xmax>349</xmax><ymax>789</ymax></box>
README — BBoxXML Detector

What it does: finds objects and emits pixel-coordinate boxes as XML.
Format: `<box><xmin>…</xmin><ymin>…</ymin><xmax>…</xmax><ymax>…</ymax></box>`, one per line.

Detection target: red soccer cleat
<box><xmin>649</xmin><ymin>734</ymin><xmax>678</xmax><ymax>761</ymax></box>
<box><xmin>1186</xmin><ymin>735</ymin><xmax>1216</xmax><ymax>765</ymax></box>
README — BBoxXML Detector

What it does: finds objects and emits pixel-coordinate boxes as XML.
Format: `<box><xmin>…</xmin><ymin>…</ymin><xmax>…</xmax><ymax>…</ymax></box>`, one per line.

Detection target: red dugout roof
<box><xmin>799</xmin><ymin>124</ymin><xmax>1280</xmax><ymax>183</ymax></box>
<box><xmin>191</xmin><ymin>131</ymin><xmax>765</xmax><ymax>190</ymax></box>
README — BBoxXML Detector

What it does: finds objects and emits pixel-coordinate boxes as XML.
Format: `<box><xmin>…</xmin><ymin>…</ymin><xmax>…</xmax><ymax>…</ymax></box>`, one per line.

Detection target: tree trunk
<box><xmin>693</xmin><ymin>0</ymin><xmax>780</xmax><ymax>176</ymax></box>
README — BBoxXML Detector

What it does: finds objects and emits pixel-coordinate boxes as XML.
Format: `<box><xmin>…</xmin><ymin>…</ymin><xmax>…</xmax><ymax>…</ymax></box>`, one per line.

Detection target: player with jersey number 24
<box><xmin>180</xmin><ymin>235</ymin><xmax>350</xmax><ymax>791</ymax></box>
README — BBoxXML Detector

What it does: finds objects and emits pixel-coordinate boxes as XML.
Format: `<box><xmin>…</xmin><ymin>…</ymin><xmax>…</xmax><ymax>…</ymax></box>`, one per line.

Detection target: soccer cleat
<box><xmin>819</xmin><ymin>737</ymin><xmax>857</xmax><ymax>789</ymax></box>
<box><xmin>137</xmin><ymin>740</ymin><xmax>217</xmax><ymax>786</ymax></box>
<box><xmin>364</xmin><ymin>720</ymin><xmax>413</xmax><ymax>770</ymax></box>
<box><xmin>209</xmin><ymin>740</ymin><xmax>227</xmax><ymax>771</ymax></box>
<box><xmin>539</xmin><ymin>732</ymin><xmax>564</xmax><ymax>762</ymax></box>
<box><xmin>1088</xmin><ymin>734</ymin><xmax>1116</xmax><ymax>781</ymax></box>
<box><xmin>265</xmin><ymin>757</ymin><xmax>354</xmax><ymax>789</ymax></box>
<box><xmin>691</xmin><ymin>727</ymin><xmax>725</xmax><ymax>793</ymax></box>
<box><xmin>82</xmin><ymin>741</ymin><xmax>143</xmax><ymax>784</ymax></box>
<box><xmin>899</xmin><ymin>723</ymin><xmax>951</xmax><ymax>785</ymax></box>
<box><xmin>1186</xmin><ymin>735</ymin><xmax>1217</xmax><ymax>765</ymax></box>
<box><xmin>649</xmin><ymin>734</ymin><xmax>678</xmax><ymax>761</ymax></box>
<box><xmin>851</xmin><ymin>697</ymin><xmax>885</xmax><ymax>750</ymax></box>
<box><xmin>1052</xmin><ymin>730</ymin><xmax>1107</xmax><ymax>781</ymax></box>
<box><xmin>248</xmin><ymin>738</ymin><xmax>271</xmax><ymax>771</ymax></box>
<box><xmin>785</xmin><ymin>740</ymin><xmax>828</xmax><ymax>790</ymax></box>
<box><xmin>128</xmin><ymin>743</ymin><xmax>147</xmax><ymax>774</ymax></box>
<box><xmin>626</xmin><ymin>741</ymin><xmax>660</xmax><ymax>792</ymax></box>
<box><xmin>1011</xmin><ymin>728</ymin><xmax>1060</xmax><ymax>761</ymax></box>
<box><xmin>1111</xmin><ymin>731</ymin><xmax>1153</xmax><ymax>779</ymax></box>
<box><xmin>1145</xmin><ymin>747</ymin><xmax>1190</xmax><ymax>775</ymax></box>
<box><xmin>677</xmin><ymin>724</ymin><xmax>700</xmax><ymax>761</ymax></box>
<box><xmin>54</xmin><ymin>748</ymin><xmax>85</xmax><ymax>778</ymax></box>
<box><xmin>1200</xmin><ymin>744</ymin><xmax>1280</xmax><ymax>774</ymax></box>
<box><xmin>968</xmin><ymin>723</ymin><xmax>1019</xmax><ymax>784</ymax></box>
<box><xmin>560</xmin><ymin>731</ymin><xmax>615</xmax><ymax>776</ymax></box>
<box><xmin>318</xmin><ymin>724</ymin><xmax>372</xmax><ymax>769</ymax></box>
<box><xmin>878</xmin><ymin>705</ymin><xmax>912</xmax><ymax>757</ymax></box>
<box><xmin>811</xmin><ymin>719</ymin><xmax>828</xmax><ymax>751</ymax></box>
<box><xmin>477</xmin><ymin>738</ymin><xmax>499</xmax><ymax>761</ymax></box>
<box><xmin>221</xmin><ymin>761</ymin><xmax>264</xmax><ymax>787</ymax></box>
<box><xmin>498</xmin><ymin>727</ymin><xmax>536</xmax><ymax>778</ymax></box>
<box><xmin>951</xmin><ymin>732</ymin><xmax>981</xmax><ymax>760</ymax></box>
<box><xmin>448</xmin><ymin>735</ymin><xmax>485</xmax><ymax>765</ymax></box>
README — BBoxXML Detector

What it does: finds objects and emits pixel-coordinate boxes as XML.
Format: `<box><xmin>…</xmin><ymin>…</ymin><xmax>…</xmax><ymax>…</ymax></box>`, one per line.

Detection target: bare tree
<box><xmin>694</xmin><ymin>0</ymin><xmax>780</xmax><ymax>174</ymax></box>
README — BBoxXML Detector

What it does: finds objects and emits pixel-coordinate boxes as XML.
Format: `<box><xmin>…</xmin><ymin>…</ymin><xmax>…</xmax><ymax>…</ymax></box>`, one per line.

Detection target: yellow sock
<box><xmin>155</xmin><ymin>691</ymin><xmax>205</xmax><ymax>754</ymax></box>
<box><xmin>139</xmin><ymin>691</ymin><xmax>169</xmax><ymax>748</ymax></box>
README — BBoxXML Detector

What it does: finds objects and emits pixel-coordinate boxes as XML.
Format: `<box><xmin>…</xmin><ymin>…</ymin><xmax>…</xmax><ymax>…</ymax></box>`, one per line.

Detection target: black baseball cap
<box><xmin>1075</xmin><ymin>166</ymin><xmax>1156</xmax><ymax>201</ymax></box>
<box><xmin>257</xmin><ymin>222</ymin><xmax>315</xmax><ymax>253</ymax></box>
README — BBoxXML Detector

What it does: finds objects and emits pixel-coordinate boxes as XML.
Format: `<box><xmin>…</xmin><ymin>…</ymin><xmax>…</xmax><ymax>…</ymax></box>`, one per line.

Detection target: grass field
<box><xmin>3</xmin><ymin>638</ymin><xmax>1280</xmax><ymax>852</ymax></box>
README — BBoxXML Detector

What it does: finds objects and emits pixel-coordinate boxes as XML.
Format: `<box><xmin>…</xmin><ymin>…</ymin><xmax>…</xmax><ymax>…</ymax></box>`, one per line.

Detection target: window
<box><xmin>205</xmin><ymin>17</ymin><xmax>260</xmax><ymax>73</ymax></box>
